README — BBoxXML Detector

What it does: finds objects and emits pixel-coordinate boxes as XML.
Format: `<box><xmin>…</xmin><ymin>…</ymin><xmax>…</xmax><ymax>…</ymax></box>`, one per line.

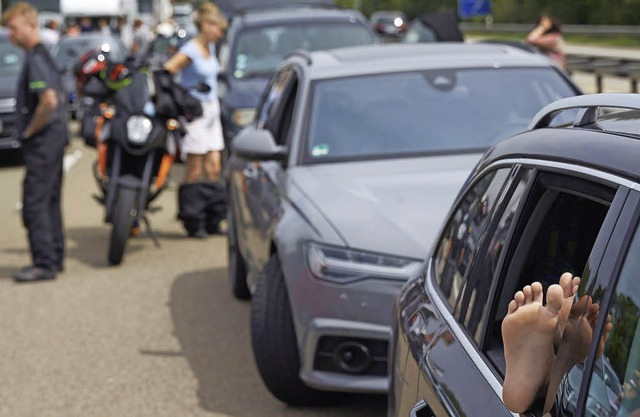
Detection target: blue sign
<box><xmin>458</xmin><ymin>0</ymin><xmax>492</xmax><ymax>18</ymax></box>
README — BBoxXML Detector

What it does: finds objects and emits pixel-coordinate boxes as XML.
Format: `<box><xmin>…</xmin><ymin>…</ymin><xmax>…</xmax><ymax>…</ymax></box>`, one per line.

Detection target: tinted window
<box><xmin>230</xmin><ymin>23</ymin><xmax>375</xmax><ymax>79</ymax></box>
<box><xmin>434</xmin><ymin>168</ymin><xmax>511</xmax><ymax>310</ymax></box>
<box><xmin>458</xmin><ymin>169</ymin><xmax>533</xmax><ymax>341</ymax></box>
<box><xmin>305</xmin><ymin>68</ymin><xmax>576</xmax><ymax>162</ymax></box>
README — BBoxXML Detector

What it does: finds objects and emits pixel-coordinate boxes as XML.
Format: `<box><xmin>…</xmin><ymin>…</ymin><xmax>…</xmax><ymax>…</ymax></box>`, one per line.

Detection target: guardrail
<box><xmin>461</xmin><ymin>22</ymin><xmax>640</xmax><ymax>93</ymax></box>
<box><xmin>566</xmin><ymin>55</ymin><xmax>640</xmax><ymax>93</ymax></box>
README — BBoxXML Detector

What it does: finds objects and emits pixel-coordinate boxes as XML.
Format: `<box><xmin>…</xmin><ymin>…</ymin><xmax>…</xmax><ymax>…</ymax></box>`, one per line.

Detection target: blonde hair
<box><xmin>3</xmin><ymin>2</ymin><xmax>38</xmax><ymax>27</ymax></box>
<box><xmin>194</xmin><ymin>2</ymin><xmax>228</xmax><ymax>32</ymax></box>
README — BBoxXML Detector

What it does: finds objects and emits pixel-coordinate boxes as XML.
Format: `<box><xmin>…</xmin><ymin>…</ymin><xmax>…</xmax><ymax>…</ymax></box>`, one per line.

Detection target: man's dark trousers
<box><xmin>21</xmin><ymin>126</ymin><xmax>65</xmax><ymax>271</ymax></box>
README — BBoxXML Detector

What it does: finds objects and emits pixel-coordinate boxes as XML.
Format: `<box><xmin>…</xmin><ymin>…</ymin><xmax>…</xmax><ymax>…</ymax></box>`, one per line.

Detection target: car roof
<box><xmin>231</xmin><ymin>5</ymin><xmax>366</xmax><ymax>27</ymax></box>
<box><xmin>478</xmin><ymin>113</ymin><xmax>640</xmax><ymax>183</ymax></box>
<box><xmin>294</xmin><ymin>42</ymin><xmax>564</xmax><ymax>79</ymax></box>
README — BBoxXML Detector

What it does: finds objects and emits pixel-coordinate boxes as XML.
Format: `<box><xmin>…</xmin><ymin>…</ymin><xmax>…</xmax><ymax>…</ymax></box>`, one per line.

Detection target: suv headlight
<box><xmin>306</xmin><ymin>242</ymin><xmax>423</xmax><ymax>284</ymax></box>
<box><xmin>126</xmin><ymin>116</ymin><xmax>153</xmax><ymax>144</ymax></box>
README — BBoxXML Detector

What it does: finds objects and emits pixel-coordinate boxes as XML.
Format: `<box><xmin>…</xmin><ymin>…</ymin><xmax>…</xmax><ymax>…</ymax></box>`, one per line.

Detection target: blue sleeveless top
<box><xmin>177</xmin><ymin>39</ymin><xmax>218</xmax><ymax>102</ymax></box>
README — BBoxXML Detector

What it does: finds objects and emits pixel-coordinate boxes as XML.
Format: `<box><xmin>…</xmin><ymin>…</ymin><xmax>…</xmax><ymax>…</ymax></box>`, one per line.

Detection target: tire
<box><xmin>108</xmin><ymin>187</ymin><xmax>137</xmax><ymax>265</ymax></box>
<box><xmin>227</xmin><ymin>210</ymin><xmax>250</xmax><ymax>300</ymax></box>
<box><xmin>251</xmin><ymin>254</ymin><xmax>344</xmax><ymax>406</ymax></box>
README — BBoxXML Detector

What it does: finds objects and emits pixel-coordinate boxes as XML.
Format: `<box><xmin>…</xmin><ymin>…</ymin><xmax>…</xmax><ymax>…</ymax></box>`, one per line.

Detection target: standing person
<box><xmin>526</xmin><ymin>14</ymin><xmax>567</xmax><ymax>71</ymax></box>
<box><xmin>4</xmin><ymin>2</ymin><xmax>68</xmax><ymax>282</ymax></box>
<box><xmin>130</xmin><ymin>18</ymin><xmax>152</xmax><ymax>58</ymax></box>
<box><xmin>40</xmin><ymin>19</ymin><xmax>59</xmax><ymax>50</ymax></box>
<box><xmin>163</xmin><ymin>2</ymin><xmax>227</xmax><ymax>238</ymax></box>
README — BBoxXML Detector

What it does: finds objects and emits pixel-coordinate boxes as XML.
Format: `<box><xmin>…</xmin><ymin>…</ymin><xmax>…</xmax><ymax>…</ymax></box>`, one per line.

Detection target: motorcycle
<box><xmin>78</xmin><ymin>53</ymin><xmax>188</xmax><ymax>265</ymax></box>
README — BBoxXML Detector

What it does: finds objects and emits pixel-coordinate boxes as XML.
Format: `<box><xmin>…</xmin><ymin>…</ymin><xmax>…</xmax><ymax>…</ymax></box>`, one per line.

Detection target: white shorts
<box><xmin>181</xmin><ymin>99</ymin><xmax>224</xmax><ymax>159</ymax></box>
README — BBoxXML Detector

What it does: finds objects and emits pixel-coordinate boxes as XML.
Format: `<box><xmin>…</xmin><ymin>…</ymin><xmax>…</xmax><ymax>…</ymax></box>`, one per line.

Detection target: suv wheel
<box><xmin>251</xmin><ymin>254</ymin><xmax>343</xmax><ymax>405</ymax></box>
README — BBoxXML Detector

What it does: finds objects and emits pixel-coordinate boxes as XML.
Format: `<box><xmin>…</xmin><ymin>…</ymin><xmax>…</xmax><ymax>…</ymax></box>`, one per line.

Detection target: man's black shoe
<box><xmin>13</xmin><ymin>266</ymin><xmax>56</xmax><ymax>282</ymax></box>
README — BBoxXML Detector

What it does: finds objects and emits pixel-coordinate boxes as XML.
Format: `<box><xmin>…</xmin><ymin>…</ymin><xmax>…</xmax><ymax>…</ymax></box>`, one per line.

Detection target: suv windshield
<box><xmin>229</xmin><ymin>23</ymin><xmax>375</xmax><ymax>79</ymax></box>
<box><xmin>305</xmin><ymin>67</ymin><xmax>577</xmax><ymax>162</ymax></box>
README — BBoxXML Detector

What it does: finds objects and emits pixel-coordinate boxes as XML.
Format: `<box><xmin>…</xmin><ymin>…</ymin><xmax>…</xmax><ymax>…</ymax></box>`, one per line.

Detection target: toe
<box><xmin>507</xmin><ymin>299</ymin><xmax>518</xmax><ymax>314</ymax></box>
<box><xmin>531</xmin><ymin>282</ymin><xmax>543</xmax><ymax>304</ymax></box>
<box><xmin>559</xmin><ymin>272</ymin><xmax>575</xmax><ymax>298</ymax></box>
<box><xmin>523</xmin><ymin>285</ymin><xmax>533</xmax><ymax>303</ymax></box>
<box><xmin>514</xmin><ymin>291</ymin><xmax>525</xmax><ymax>307</ymax></box>
<box><xmin>546</xmin><ymin>284</ymin><xmax>564</xmax><ymax>314</ymax></box>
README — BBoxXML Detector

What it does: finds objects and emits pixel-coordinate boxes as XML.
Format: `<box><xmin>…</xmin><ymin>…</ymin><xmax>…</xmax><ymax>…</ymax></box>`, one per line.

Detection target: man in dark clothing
<box><xmin>5</xmin><ymin>2</ymin><xmax>68</xmax><ymax>282</ymax></box>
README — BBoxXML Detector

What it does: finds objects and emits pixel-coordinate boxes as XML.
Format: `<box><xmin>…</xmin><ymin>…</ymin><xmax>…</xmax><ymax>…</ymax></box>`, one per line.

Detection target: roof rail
<box><xmin>528</xmin><ymin>93</ymin><xmax>640</xmax><ymax>130</ymax></box>
<box><xmin>284</xmin><ymin>49</ymin><xmax>312</xmax><ymax>65</ymax></box>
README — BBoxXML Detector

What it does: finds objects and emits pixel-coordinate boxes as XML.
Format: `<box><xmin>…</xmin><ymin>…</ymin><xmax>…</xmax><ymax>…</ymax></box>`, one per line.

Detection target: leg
<box><xmin>183</xmin><ymin>153</ymin><xmax>205</xmax><ymax>184</ymax></box>
<box><xmin>203</xmin><ymin>150</ymin><xmax>222</xmax><ymax>182</ymax></box>
<box><xmin>49</xmin><ymin>148</ymin><xmax>65</xmax><ymax>271</ymax></box>
<box><xmin>501</xmin><ymin>273</ymin><xmax>578</xmax><ymax>413</ymax></box>
<box><xmin>21</xmin><ymin>141</ymin><xmax>57</xmax><ymax>270</ymax></box>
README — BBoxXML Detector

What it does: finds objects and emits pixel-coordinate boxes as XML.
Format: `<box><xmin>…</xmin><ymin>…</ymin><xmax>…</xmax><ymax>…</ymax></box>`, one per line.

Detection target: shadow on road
<box><xmin>65</xmin><ymin>226</ymin><xmax>145</xmax><ymax>268</ymax></box>
<box><xmin>169</xmin><ymin>268</ymin><xmax>387</xmax><ymax>417</ymax></box>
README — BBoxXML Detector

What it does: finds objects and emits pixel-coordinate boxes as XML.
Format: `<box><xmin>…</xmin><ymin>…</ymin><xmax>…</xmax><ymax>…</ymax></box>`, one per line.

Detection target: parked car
<box><xmin>370</xmin><ymin>10</ymin><xmax>408</xmax><ymax>39</ymax></box>
<box><xmin>50</xmin><ymin>32</ymin><xmax>129</xmax><ymax>119</ymax></box>
<box><xmin>225</xmin><ymin>42</ymin><xmax>581</xmax><ymax>405</ymax></box>
<box><xmin>390</xmin><ymin>93</ymin><xmax>640</xmax><ymax>417</ymax></box>
<box><xmin>0</xmin><ymin>29</ymin><xmax>24</xmax><ymax>155</ymax></box>
<box><xmin>217</xmin><ymin>4</ymin><xmax>378</xmax><ymax>151</ymax></box>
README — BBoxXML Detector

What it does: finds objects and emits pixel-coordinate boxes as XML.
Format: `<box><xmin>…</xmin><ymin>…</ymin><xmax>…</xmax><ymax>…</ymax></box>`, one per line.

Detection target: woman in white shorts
<box><xmin>163</xmin><ymin>2</ymin><xmax>228</xmax><ymax>237</ymax></box>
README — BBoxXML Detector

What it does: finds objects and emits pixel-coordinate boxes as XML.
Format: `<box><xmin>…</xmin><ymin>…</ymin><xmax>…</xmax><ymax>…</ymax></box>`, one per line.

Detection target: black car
<box><xmin>50</xmin><ymin>33</ymin><xmax>129</xmax><ymax>119</ymax></box>
<box><xmin>0</xmin><ymin>29</ymin><xmax>24</xmax><ymax>155</ymax></box>
<box><xmin>390</xmin><ymin>93</ymin><xmax>640</xmax><ymax>417</ymax></box>
<box><xmin>217</xmin><ymin>4</ymin><xmax>378</xmax><ymax>150</ymax></box>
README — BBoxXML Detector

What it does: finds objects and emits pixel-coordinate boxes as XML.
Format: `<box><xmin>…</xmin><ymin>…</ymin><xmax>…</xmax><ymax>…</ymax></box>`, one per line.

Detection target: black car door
<box><xmin>408</xmin><ymin>165</ymin><xmax>524</xmax><ymax>417</ymax></box>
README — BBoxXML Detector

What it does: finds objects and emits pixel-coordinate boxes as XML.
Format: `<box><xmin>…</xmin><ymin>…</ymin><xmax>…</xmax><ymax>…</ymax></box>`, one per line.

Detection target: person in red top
<box><xmin>526</xmin><ymin>14</ymin><xmax>567</xmax><ymax>71</ymax></box>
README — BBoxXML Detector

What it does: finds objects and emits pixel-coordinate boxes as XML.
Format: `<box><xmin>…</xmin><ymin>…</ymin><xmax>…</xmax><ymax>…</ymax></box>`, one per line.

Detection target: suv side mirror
<box><xmin>231</xmin><ymin>128</ymin><xmax>287</xmax><ymax>162</ymax></box>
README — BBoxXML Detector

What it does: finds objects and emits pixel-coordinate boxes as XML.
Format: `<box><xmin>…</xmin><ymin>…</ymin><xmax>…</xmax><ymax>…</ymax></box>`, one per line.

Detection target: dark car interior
<box><xmin>484</xmin><ymin>173</ymin><xmax>615</xmax><ymax>374</ymax></box>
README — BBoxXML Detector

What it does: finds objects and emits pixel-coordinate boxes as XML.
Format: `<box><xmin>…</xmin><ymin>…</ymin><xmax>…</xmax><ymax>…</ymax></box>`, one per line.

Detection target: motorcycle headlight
<box><xmin>306</xmin><ymin>242</ymin><xmax>423</xmax><ymax>284</ymax></box>
<box><xmin>126</xmin><ymin>116</ymin><xmax>153</xmax><ymax>144</ymax></box>
<box><xmin>231</xmin><ymin>108</ymin><xmax>256</xmax><ymax>128</ymax></box>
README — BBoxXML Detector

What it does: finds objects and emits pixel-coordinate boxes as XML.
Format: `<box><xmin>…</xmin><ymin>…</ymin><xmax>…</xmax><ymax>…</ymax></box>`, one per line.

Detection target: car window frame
<box><xmin>254</xmin><ymin>64</ymin><xmax>300</xmax><ymax>146</ymax></box>
<box><xmin>572</xmin><ymin>189</ymin><xmax>640</xmax><ymax>417</ymax></box>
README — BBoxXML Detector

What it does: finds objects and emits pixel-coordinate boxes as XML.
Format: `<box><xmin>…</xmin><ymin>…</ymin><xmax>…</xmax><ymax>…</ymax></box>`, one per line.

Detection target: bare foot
<box><xmin>501</xmin><ymin>281</ymin><xmax>566</xmax><ymax>413</ymax></box>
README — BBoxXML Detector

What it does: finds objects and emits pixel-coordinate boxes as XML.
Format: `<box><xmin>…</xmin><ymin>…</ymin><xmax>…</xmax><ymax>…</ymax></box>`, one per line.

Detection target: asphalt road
<box><xmin>0</xmin><ymin>124</ymin><xmax>387</xmax><ymax>417</ymax></box>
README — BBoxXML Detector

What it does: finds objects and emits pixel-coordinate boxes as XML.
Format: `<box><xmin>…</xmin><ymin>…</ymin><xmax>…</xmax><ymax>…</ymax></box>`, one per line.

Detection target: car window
<box><xmin>433</xmin><ymin>168</ymin><xmax>512</xmax><ymax>311</ymax></box>
<box><xmin>304</xmin><ymin>67</ymin><xmax>576</xmax><ymax>163</ymax></box>
<box><xmin>586</xmin><ymin>225</ymin><xmax>640</xmax><ymax>417</ymax></box>
<box><xmin>0</xmin><ymin>40</ymin><xmax>24</xmax><ymax>77</ymax></box>
<box><xmin>230</xmin><ymin>23</ymin><xmax>375</xmax><ymax>79</ymax></box>
<box><xmin>457</xmin><ymin>168</ymin><xmax>534</xmax><ymax>341</ymax></box>
<box><xmin>485</xmin><ymin>172</ymin><xmax>616</xmax><ymax>374</ymax></box>
<box><xmin>256</xmin><ymin>66</ymin><xmax>297</xmax><ymax>145</ymax></box>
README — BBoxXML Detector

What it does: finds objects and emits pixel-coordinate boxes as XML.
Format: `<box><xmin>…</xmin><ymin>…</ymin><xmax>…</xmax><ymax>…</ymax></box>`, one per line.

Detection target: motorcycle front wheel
<box><xmin>108</xmin><ymin>186</ymin><xmax>137</xmax><ymax>265</ymax></box>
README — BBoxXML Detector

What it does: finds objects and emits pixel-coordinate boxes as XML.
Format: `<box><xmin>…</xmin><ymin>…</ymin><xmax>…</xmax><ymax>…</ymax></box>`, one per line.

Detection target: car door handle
<box><xmin>410</xmin><ymin>399</ymin><xmax>434</xmax><ymax>417</ymax></box>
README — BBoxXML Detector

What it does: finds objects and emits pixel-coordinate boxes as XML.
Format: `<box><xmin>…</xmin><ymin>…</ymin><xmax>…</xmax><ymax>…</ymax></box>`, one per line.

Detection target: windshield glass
<box><xmin>0</xmin><ymin>40</ymin><xmax>24</xmax><ymax>77</ymax></box>
<box><xmin>305</xmin><ymin>67</ymin><xmax>577</xmax><ymax>162</ymax></box>
<box><xmin>51</xmin><ymin>36</ymin><xmax>128</xmax><ymax>70</ymax></box>
<box><xmin>231</xmin><ymin>22</ymin><xmax>374</xmax><ymax>79</ymax></box>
